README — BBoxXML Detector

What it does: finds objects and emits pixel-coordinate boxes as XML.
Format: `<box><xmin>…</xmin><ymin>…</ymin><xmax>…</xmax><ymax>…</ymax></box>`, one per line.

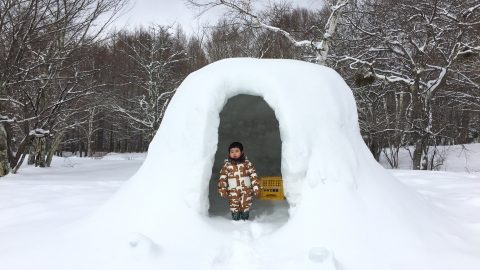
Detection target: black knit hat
<box><xmin>228</xmin><ymin>142</ymin><xmax>243</xmax><ymax>152</ymax></box>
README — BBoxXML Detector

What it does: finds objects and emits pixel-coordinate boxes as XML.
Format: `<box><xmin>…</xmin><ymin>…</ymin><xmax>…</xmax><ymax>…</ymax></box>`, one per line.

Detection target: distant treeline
<box><xmin>1</xmin><ymin>0</ymin><xmax>479</xmax><ymax>175</ymax></box>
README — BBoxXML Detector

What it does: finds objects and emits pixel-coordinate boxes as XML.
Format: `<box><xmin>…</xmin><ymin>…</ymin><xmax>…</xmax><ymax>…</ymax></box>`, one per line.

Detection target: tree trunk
<box><xmin>87</xmin><ymin>136</ymin><xmax>92</xmax><ymax>157</ymax></box>
<box><xmin>3</xmin><ymin>121</ymin><xmax>14</xmax><ymax>169</ymax></box>
<box><xmin>9</xmin><ymin>135</ymin><xmax>32</xmax><ymax>172</ymax></box>
<box><xmin>39</xmin><ymin>137</ymin><xmax>47</xmax><ymax>167</ymax></box>
<box><xmin>409</xmin><ymin>82</ymin><xmax>426</xmax><ymax>170</ymax></box>
<box><xmin>46</xmin><ymin>132</ymin><xmax>64</xmax><ymax>167</ymax></box>
<box><xmin>12</xmin><ymin>152</ymin><xmax>27</xmax><ymax>174</ymax></box>
<box><xmin>368</xmin><ymin>135</ymin><xmax>382</xmax><ymax>161</ymax></box>
<box><xmin>79</xmin><ymin>140</ymin><xmax>83</xmax><ymax>157</ymax></box>
<box><xmin>0</xmin><ymin>123</ymin><xmax>10</xmax><ymax>177</ymax></box>
<box><xmin>34</xmin><ymin>137</ymin><xmax>47</xmax><ymax>167</ymax></box>
<box><xmin>28</xmin><ymin>144</ymin><xmax>36</xmax><ymax>165</ymax></box>
<box><xmin>460</xmin><ymin>110</ymin><xmax>470</xmax><ymax>143</ymax></box>
<box><xmin>109</xmin><ymin>130</ymin><xmax>114</xmax><ymax>152</ymax></box>
<box><xmin>412</xmin><ymin>139</ymin><xmax>423</xmax><ymax>170</ymax></box>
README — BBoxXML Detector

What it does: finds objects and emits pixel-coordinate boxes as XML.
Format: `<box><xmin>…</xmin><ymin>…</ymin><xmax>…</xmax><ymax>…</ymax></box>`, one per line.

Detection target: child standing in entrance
<box><xmin>218</xmin><ymin>142</ymin><xmax>261</xmax><ymax>221</ymax></box>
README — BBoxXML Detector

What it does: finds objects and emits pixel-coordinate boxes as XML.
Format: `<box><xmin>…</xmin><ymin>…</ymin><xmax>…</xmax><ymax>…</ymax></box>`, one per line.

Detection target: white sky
<box><xmin>110</xmin><ymin>0</ymin><xmax>324</xmax><ymax>36</ymax></box>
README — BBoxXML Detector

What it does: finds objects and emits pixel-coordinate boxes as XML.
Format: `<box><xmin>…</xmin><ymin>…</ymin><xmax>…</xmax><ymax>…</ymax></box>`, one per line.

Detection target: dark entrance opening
<box><xmin>208</xmin><ymin>94</ymin><xmax>289</xmax><ymax>222</ymax></box>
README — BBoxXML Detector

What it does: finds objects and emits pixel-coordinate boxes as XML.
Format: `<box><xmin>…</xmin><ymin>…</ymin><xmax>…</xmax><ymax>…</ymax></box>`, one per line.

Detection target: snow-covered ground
<box><xmin>0</xmin><ymin>146</ymin><xmax>479</xmax><ymax>269</ymax></box>
<box><xmin>0</xmin><ymin>154</ymin><xmax>144</xmax><ymax>253</ymax></box>
<box><xmin>379</xmin><ymin>142</ymin><xmax>480</xmax><ymax>173</ymax></box>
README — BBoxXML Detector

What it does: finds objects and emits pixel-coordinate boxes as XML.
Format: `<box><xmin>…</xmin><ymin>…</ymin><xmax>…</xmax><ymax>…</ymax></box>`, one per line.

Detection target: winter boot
<box><xmin>240</xmin><ymin>211</ymin><xmax>249</xmax><ymax>220</ymax></box>
<box><xmin>231</xmin><ymin>211</ymin><xmax>241</xmax><ymax>221</ymax></box>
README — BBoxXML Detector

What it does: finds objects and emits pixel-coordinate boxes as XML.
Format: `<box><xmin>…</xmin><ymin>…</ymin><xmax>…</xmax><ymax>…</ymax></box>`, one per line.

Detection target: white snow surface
<box><xmin>379</xmin><ymin>143</ymin><xmax>480</xmax><ymax>173</ymax></box>
<box><xmin>0</xmin><ymin>58</ymin><xmax>479</xmax><ymax>269</ymax></box>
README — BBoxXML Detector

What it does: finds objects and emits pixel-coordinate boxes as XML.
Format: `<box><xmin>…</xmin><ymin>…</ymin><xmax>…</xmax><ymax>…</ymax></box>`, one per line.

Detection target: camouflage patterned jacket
<box><xmin>218</xmin><ymin>157</ymin><xmax>261</xmax><ymax>196</ymax></box>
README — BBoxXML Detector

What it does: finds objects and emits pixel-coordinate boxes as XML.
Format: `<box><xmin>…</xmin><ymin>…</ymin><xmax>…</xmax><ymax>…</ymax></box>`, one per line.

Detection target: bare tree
<box><xmin>0</xmin><ymin>0</ymin><xmax>127</xmax><ymax>174</ymax></box>
<box><xmin>187</xmin><ymin>0</ymin><xmax>349</xmax><ymax>64</ymax></box>
<box><xmin>110</xmin><ymin>26</ymin><xmax>189</xmax><ymax>142</ymax></box>
<box><xmin>337</xmin><ymin>0</ymin><xmax>480</xmax><ymax>169</ymax></box>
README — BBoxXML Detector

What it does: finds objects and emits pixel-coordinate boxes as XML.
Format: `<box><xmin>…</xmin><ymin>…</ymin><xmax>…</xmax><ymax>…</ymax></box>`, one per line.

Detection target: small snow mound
<box><xmin>213</xmin><ymin>232</ymin><xmax>261</xmax><ymax>270</ymax></box>
<box><xmin>308</xmin><ymin>247</ymin><xmax>338</xmax><ymax>270</ymax></box>
<box><xmin>61</xmin><ymin>157</ymin><xmax>77</xmax><ymax>168</ymax></box>
<box><xmin>309</xmin><ymin>247</ymin><xmax>334</xmax><ymax>263</ymax></box>
<box><xmin>127</xmin><ymin>233</ymin><xmax>161</xmax><ymax>256</ymax></box>
<box><xmin>101</xmin><ymin>153</ymin><xmax>147</xmax><ymax>161</ymax></box>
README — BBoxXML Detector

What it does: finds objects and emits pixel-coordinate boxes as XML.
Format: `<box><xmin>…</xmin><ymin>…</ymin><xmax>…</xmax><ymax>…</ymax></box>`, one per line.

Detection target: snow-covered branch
<box><xmin>188</xmin><ymin>0</ymin><xmax>349</xmax><ymax>64</ymax></box>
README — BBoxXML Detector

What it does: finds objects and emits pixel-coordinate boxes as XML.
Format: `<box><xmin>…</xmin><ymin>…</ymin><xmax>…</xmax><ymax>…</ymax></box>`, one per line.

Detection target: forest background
<box><xmin>1</xmin><ymin>0</ymin><xmax>479</xmax><ymax>175</ymax></box>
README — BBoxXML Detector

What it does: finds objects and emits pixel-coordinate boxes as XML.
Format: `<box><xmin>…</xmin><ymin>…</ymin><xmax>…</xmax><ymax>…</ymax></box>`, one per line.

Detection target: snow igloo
<box><xmin>82</xmin><ymin>58</ymin><xmax>474</xmax><ymax>270</ymax></box>
<box><xmin>98</xmin><ymin>57</ymin><xmax>364</xmax><ymax>222</ymax></box>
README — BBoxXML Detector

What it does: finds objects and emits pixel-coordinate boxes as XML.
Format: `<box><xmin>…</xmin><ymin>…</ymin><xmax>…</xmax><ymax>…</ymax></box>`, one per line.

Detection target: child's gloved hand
<box><xmin>218</xmin><ymin>188</ymin><xmax>228</xmax><ymax>198</ymax></box>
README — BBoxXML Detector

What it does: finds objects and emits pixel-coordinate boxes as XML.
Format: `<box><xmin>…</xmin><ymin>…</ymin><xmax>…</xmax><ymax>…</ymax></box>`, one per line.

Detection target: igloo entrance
<box><xmin>208</xmin><ymin>94</ymin><xmax>290</xmax><ymax>222</ymax></box>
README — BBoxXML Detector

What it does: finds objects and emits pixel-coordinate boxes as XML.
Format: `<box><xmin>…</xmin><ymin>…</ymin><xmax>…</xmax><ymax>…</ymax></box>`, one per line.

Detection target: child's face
<box><xmin>229</xmin><ymin>148</ymin><xmax>242</xmax><ymax>159</ymax></box>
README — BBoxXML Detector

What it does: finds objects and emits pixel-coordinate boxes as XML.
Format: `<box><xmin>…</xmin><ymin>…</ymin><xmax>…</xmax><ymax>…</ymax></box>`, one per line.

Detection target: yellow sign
<box><xmin>258</xmin><ymin>176</ymin><xmax>286</xmax><ymax>200</ymax></box>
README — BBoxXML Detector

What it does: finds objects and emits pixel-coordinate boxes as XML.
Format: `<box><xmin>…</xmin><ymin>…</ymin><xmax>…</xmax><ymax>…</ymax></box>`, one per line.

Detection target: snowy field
<box><xmin>0</xmin><ymin>145</ymin><xmax>479</xmax><ymax>269</ymax></box>
<box><xmin>0</xmin><ymin>154</ymin><xmax>145</xmax><ymax>253</ymax></box>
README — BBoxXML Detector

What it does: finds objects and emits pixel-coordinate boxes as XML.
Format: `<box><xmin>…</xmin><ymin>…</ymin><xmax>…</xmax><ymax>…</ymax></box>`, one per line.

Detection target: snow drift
<box><xmin>4</xmin><ymin>58</ymin><xmax>478</xmax><ymax>270</ymax></box>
